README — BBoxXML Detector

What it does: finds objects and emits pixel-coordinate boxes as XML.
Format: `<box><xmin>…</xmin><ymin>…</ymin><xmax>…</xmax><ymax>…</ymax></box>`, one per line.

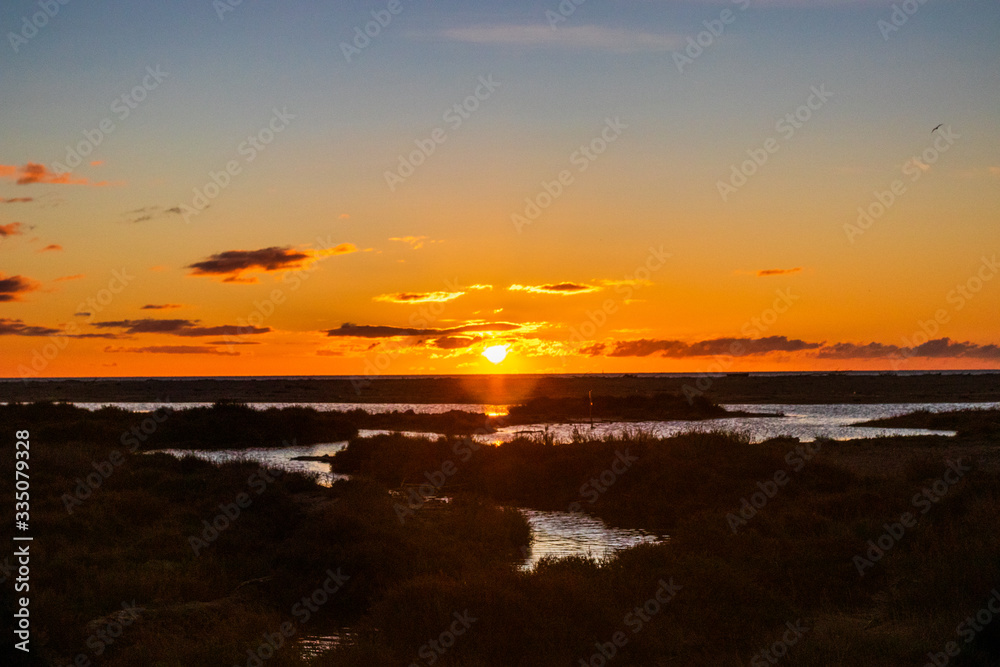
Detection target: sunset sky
<box><xmin>1</xmin><ymin>0</ymin><xmax>998</xmax><ymax>377</ymax></box>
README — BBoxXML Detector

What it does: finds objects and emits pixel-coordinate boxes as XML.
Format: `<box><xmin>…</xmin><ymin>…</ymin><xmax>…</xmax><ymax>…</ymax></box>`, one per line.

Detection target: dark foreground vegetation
<box><xmin>855</xmin><ymin>407</ymin><xmax>1000</xmax><ymax>438</ymax></box>
<box><xmin>3</xmin><ymin>403</ymin><xmax>1000</xmax><ymax>665</ymax></box>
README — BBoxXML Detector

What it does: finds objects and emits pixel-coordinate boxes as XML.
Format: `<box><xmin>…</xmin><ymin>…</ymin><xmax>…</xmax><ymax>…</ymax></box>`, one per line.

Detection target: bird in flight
<box><xmin>931</xmin><ymin>123</ymin><xmax>944</xmax><ymax>133</ymax></box>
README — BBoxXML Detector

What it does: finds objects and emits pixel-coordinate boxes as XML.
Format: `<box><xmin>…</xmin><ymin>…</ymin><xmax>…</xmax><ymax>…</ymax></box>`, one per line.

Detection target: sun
<box><xmin>482</xmin><ymin>345</ymin><xmax>509</xmax><ymax>365</ymax></box>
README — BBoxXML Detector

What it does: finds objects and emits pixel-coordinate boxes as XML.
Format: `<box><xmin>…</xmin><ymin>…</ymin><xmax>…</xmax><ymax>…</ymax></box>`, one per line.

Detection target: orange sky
<box><xmin>2</xmin><ymin>1</ymin><xmax>999</xmax><ymax>377</ymax></box>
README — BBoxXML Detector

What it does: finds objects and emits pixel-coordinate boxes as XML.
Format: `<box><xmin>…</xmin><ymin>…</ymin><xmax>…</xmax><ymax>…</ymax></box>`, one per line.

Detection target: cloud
<box><xmin>756</xmin><ymin>267</ymin><xmax>802</xmax><ymax>277</ymax></box>
<box><xmin>55</xmin><ymin>274</ymin><xmax>85</xmax><ymax>282</ymax></box>
<box><xmin>316</xmin><ymin>348</ymin><xmax>344</xmax><ymax>356</ymax></box>
<box><xmin>0</xmin><ymin>197</ymin><xmax>33</xmax><ymax>204</ymax></box>
<box><xmin>508</xmin><ymin>282</ymin><xmax>600</xmax><ymax>295</ymax></box>
<box><xmin>187</xmin><ymin>244</ymin><xmax>357</xmax><ymax>283</ymax></box>
<box><xmin>432</xmin><ymin>336</ymin><xmax>481</xmax><ymax>350</ymax></box>
<box><xmin>0</xmin><ymin>223</ymin><xmax>26</xmax><ymax>237</ymax></box>
<box><xmin>375</xmin><ymin>291</ymin><xmax>465</xmax><ymax>304</ymax></box>
<box><xmin>580</xmin><ymin>342</ymin><xmax>607</xmax><ymax>356</ymax></box>
<box><xmin>105</xmin><ymin>345</ymin><xmax>240</xmax><ymax>356</ymax></box>
<box><xmin>327</xmin><ymin>321</ymin><xmax>522</xmax><ymax>338</ymax></box>
<box><xmin>92</xmin><ymin>318</ymin><xmax>270</xmax><ymax>337</ymax></box>
<box><xmin>38</xmin><ymin>244</ymin><xmax>62</xmax><ymax>253</ymax></box>
<box><xmin>122</xmin><ymin>205</ymin><xmax>185</xmax><ymax>224</ymax></box>
<box><xmin>814</xmin><ymin>342</ymin><xmax>902</xmax><ymax>359</ymax></box>
<box><xmin>0</xmin><ymin>162</ymin><xmax>117</xmax><ymax>186</ymax></box>
<box><xmin>388</xmin><ymin>235</ymin><xmax>429</xmax><ymax>250</ymax></box>
<box><xmin>141</xmin><ymin>303</ymin><xmax>183</xmax><ymax>310</ymax></box>
<box><xmin>436</xmin><ymin>25</ymin><xmax>683</xmax><ymax>53</ymax></box>
<box><xmin>605</xmin><ymin>336</ymin><xmax>822</xmax><ymax>358</ymax></box>
<box><xmin>0</xmin><ymin>274</ymin><xmax>41</xmax><ymax>302</ymax></box>
<box><xmin>0</xmin><ymin>318</ymin><xmax>61</xmax><ymax>336</ymax></box>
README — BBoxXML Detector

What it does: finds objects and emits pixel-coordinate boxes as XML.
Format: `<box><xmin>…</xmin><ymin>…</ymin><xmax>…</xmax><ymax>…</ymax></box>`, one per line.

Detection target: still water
<box><xmin>131</xmin><ymin>401</ymin><xmax>994</xmax><ymax>572</ymax></box>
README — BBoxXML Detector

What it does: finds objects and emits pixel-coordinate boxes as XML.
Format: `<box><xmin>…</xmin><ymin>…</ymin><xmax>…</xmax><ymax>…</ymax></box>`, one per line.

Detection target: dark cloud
<box><xmin>0</xmin><ymin>274</ymin><xmax>41</xmax><ymax>302</ymax></box>
<box><xmin>579</xmin><ymin>342</ymin><xmax>606</xmax><ymax>356</ymax></box>
<box><xmin>508</xmin><ymin>282</ymin><xmax>600</xmax><ymax>295</ymax></box>
<box><xmin>327</xmin><ymin>322</ymin><xmax>521</xmax><ymax>338</ymax></box>
<box><xmin>105</xmin><ymin>345</ymin><xmax>240</xmax><ymax>356</ymax></box>
<box><xmin>140</xmin><ymin>303</ymin><xmax>183</xmax><ymax>310</ymax></box>
<box><xmin>93</xmin><ymin>318</ymin><xmax>270</xmax><ymax>337</ymax></box>
<box><xmin>757</xmin><ymin>267</ymin><xmax>802</xmax><ymax>277</ymax></box>
<box><xmin>605</xmin><ymin>336</ymin><xmax>821</xmax><ymax>358</ymax></box>
<box><xmin>187</xmin><ymin>246</ymin><xmax>313</xmax><ymax>283</ymax></box>
<box><xmin>913</xmin><ymin>338</ymin><xmax>1000</xmax><ymax>359</ymax></box>
<box><xmin>432</xmin><ymin>336</ymin><xmax>480</xmax><ymax>349</ymax></box>
<box><xmin>815</xmin><ymin>342</ymin><xmax>903</xmax><ymax>359</ymax></box>
<box><xmin>0</xmin><ymin>318</ymin><xmax>61</xmax><ymax>336</ymax></box>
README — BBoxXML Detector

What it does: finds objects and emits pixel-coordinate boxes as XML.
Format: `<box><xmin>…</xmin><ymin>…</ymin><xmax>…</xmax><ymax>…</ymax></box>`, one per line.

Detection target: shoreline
<box><xmin>2</xmin><ymin>372</ymin><xmax>999</xmax><ymax>404</ymax></box>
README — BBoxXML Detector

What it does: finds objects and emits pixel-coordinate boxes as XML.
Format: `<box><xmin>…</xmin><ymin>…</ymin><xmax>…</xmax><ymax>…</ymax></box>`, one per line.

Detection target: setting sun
<box><xmin>482</xmin><ymin>345</ymin><xmax>509</xmax><ymax>365</ymax></box>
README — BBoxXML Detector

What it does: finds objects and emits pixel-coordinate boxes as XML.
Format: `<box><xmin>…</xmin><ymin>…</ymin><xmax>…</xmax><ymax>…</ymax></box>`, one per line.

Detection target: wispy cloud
<box><xmin>388</xmin><ymin>236</ymin><xmax>440</xmax><ymax>250</ymax></box>
<box><xmin>0</xmin><ymin>318</ymin><xmax>61</xmax><ymax>336</ymax></box>
<box><xmin>122</xmin><ymin>205</ymin><xmax>185</xmax><ymax>224</ymax></box>
<box><xmin>187</xmin><ymin>244</ymin><xmax>357</xmax><ymax>283</ymax></box>
<box><xmin>756</xmin><ymin>267</ymin><xmax>802</xmax><ymax>277</ymax></box>
<box><xmin>38</xmin><ymin>244</ymin><xmax>62</xmax><ymax>253</ymax></box>
<box><xmin>92</xmin><ymin>318</ymin><xmax>270</xmax><ymax>337</ymax></box>
<box><xmin>436</xmin><ymin>25</ymin><xmax>683</xmax><ymax>53</ymax></box>
<box><xmin>0</xmin><ymin>163</ymin><xmax>118</xmax><ymax>187</ymax></box>
<box><xmin>141</xmin><ymin>303</ymin><xmax>183</xmax><ymax>310</ymax></box>
<box><xmin>508</xmin><ymin>282</ymin><xmax>600</xmax><ymax>295</ymax></box>
<box><xmin>0</xmin><ymin>223</ymin><xmax>27</xmax><ymax>237</ymax></box>
<box><xmin>327</xmin><ymin>321</ymin><xmax>521</xmax><ymax>339</ymax></box>
<box><xmin>0</xmin><ymin>197</ymin><xmax>33</xmax><ymax>204</ymax></box>
<box><xmin>0</xmin><ymin>274</ymin><xmax>41</xmax><ymax>302</ymax></box>
<box><xmin>105</xmin><ymin>345</ymin><xmax>240</xmax><ymax>356</ymax></box>
<box><xmin>375</xmin><ymin>291</ymin><xmax>465</xmax><ymax>304</ymax></box>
